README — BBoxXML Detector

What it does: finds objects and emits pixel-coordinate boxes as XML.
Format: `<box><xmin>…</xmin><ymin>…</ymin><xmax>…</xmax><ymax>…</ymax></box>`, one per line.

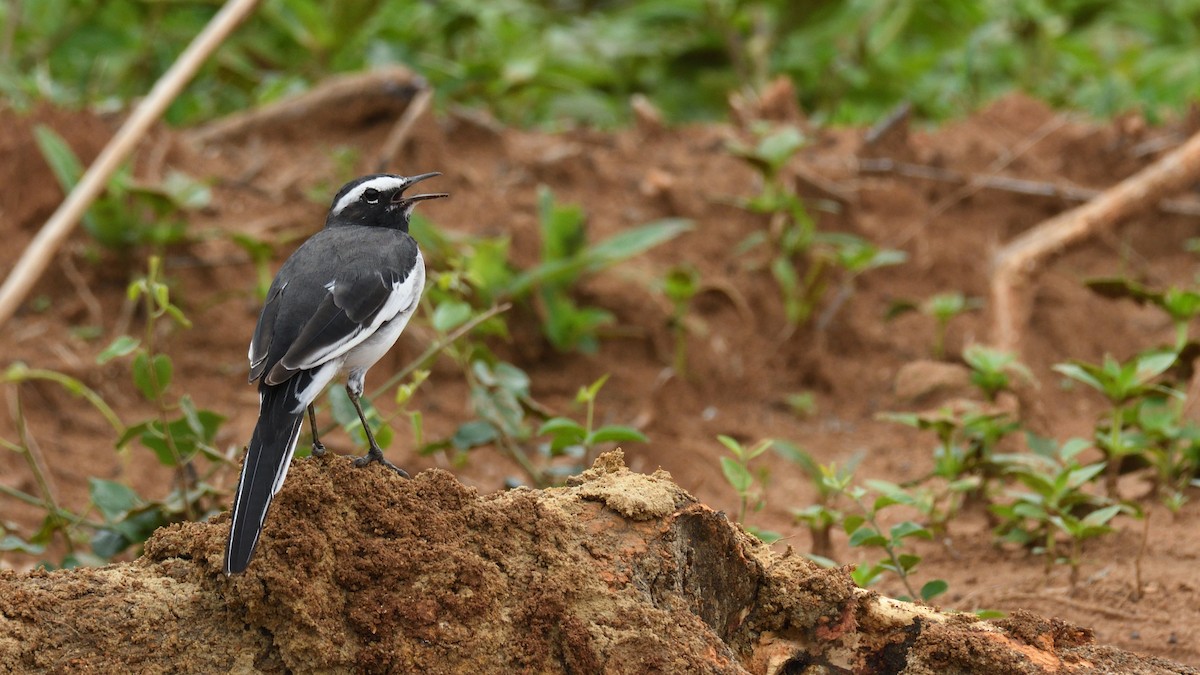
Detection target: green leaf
<box><xmin>586</xmin><ymin>425</ymin><xmax>647</xmax><ymax>445</ymax></box>
<box><xmin>578</xmin><ymin>373</ymin><xmax>611</xmax><ymax>403</ymax></box>
<box><xmin>1135</xmin><ymin>350</ymin><xmax>1177</xmax><ymax>384</ymax></box>
<box><xmin>96</xmin><ymin>336</ymin><xmax>140</xmax><ymax>364</ymax></box>
<box><xmin>90</xmin><ymin>528</ymin><xmax>130</xmax><ymax>560</ymax></box>
<box><xmin>33</xmin><ymin>125</ymin><xmax>84</xmax><ymax>190</ymax></box>
<box><xmin>537</xmin><ymin>417</ymin><xmax>586</xmax><ymax>439</ymax></box>
<box><xmin>720</xmin><ymin>456</ymin><xmax>753</xmax><ymax>493</ymax></box>
<box><xmin>843</xmin><ymin>514</ymin><xmax>866</xmax><ymax>534</ymax></box>
<box><xmin>131</xmin><ymin>353</ymin><xmax>173</xmax><ymax>401</ymax></box>
<box><xmin>586</xmin><ymin>218</ymin><xmax>692</xmax><ymax>267</ymax></box>
<box><xmin>89</xmin><ymin>478</ymin><xmax>140</xmax><ymax>521</ymax></box>
<box><xmin>747</xmin><ymin>526</ymin><xmax>782</xmax><ymax>543</ymax></box>
<box><xmin>432</xmin><ymin>300</ymin><xmax>473</xmax><ymax>333</ymax></box>
<box><xmin>889</xmin><ymin>520</ymin><xmax>931</xmax><ymax>541</ymax></box>
<box><xmin>717</xmin><ymin>434</ymin><xmax>743</xmax><ymax>457</ymax></box>
<box><xmin>848</xmin><ymin>525</ymin><xmax>887</xmax><ymax>548</ymax></box>
<box><xmin>920</xmin><ymin>579</ymin><xmax>949</xmax><ymax>601</ymax></box>
<box><xmin>452</xmin><ymin>420</ymin><xmax>498</xmax><ymax>450</ymax></box>
<box><xmin>1080</xmin><ymin>504</ymin><xmax>1124</xmax><ymax>528</ymax></box>
<box><xmin>851</xmin><ymin>563</ymin><xmax>883</xmax><ymax>587</ymax></box>
<box><xmin>0</xmin><ymin>535</ymin><xmax>46</xmax><ymax>554</ymax></box>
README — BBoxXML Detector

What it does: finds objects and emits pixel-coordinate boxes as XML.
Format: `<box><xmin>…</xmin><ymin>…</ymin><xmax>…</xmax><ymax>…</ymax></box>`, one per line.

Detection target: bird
<box><xmin>224</xmin><ymin>172</ymin><xmax>447</xmax><ymax>575</ymax></box>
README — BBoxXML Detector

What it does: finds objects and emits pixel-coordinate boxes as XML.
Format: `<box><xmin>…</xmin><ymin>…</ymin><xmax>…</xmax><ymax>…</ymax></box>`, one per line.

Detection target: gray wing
<box><xmin>263</xmin><ymin>265</ymin><xmax>419</xmax><ymax>385</ymax></box>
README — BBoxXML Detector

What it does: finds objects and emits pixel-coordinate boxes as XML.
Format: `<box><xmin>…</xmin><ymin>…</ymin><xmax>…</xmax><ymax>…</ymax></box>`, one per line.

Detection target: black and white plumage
<box><xmin>224</xmin><ymin>172</ymin><xmax>446</xmax><ymax>575</ymax></box>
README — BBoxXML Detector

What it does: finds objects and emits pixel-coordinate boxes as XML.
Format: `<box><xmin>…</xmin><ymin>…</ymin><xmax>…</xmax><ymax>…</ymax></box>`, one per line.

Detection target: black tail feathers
<box><xmin>224</xmin><ymin>375</ymin><xmax>310</xmax><ymax>574</ymax></box>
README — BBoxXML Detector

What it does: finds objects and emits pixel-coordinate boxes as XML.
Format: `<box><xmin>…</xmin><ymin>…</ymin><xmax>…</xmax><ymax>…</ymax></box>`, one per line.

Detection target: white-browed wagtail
<box><xmin>224</xmin><ymin>172</ymin><xmax>446</xmax><ymax>574</ymax></box>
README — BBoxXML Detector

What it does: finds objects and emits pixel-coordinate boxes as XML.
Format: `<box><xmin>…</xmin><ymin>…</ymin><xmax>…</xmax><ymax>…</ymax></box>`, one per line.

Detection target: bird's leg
<box><xmin>346</xmin><ymin>383</ymin><xmax>410</xmax><ymax>478</ymax></box>
<box><xmin>307</xmin><ymin>404</ymin><xmax>326</xmax><ymax>457</ymax></box>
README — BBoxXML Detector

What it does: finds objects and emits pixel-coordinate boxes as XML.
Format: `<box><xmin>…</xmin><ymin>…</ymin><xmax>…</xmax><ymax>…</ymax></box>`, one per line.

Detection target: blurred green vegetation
<box><xmin>4</xmin><ymin>0</ymin><xmax>1199</xmax><ymax>128</ymax></box>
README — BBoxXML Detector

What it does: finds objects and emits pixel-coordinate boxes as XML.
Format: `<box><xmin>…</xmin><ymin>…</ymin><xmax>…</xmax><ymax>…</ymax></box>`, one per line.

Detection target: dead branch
<box><xmin>991</xmin><ymin>128</ymin><xmax>1200</xmax><ymax>353</ymax></box>
<box><xmin>0</xmin><ymin>0</ymin><xmax>261</xmax><ymax>328</ymax></box>
<box><xmin>186</xmin><ymin>67</ymin><xmax>423</xmax><ymax>146</ymax></box>
<box><xmin>858</xmin><ymin>158</ymin><xmax>1200</xmax><ymax>217</ymax></box>
<box><xmin>374</xmin><ymin>83</ymin><xmax>433</xmax><ymax>172</ymax></box>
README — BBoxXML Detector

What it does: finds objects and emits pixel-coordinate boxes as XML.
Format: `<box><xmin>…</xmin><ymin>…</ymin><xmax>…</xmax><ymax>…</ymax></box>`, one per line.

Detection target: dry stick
<box><xmin>374</xmin><ymin>84</ymin><xmax>433</xmax><ymax>172</ymax></box>
<box><xmin>0</xmin><ymin>0</ymin><xmax>261</xmax><ymax>328</ymax></box>
<box><xmin>991</xmin><ymin>128</ymin><xmax>1200</xmax><ymax>353</ymax></box>
<box><xmin>187</xmin><ymin>67</ymin><xmax>421</xmax><ymax>145</ymax></box>
<box><xmin>888</xmin><ymin>116</ymin><xmax>1068</xmax><ymax>249</ymax></box>
<box><xmin>858</xmin><ymin>158</ymin><xmax>1200</xmax><ymax>217</ymax></box>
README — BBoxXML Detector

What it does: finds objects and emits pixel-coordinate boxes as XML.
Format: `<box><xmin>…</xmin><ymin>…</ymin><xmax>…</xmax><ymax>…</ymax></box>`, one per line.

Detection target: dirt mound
<box><xmin>0</xmin><ymin>452</ymin><xmax>1191</xmax><ymax>674</ymax></box>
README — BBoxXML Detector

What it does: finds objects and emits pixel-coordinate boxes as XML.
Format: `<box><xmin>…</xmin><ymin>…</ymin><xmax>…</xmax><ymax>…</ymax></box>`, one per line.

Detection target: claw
<box><xmin>353</xmin><ymin>446</ymin><xmax>410</xmax><ymax>478</ymax></box>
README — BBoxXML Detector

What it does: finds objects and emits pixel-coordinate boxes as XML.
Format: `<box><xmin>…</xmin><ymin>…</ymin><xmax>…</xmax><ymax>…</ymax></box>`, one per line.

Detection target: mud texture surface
<box><xmin>2</xmin><ymin>452</ymin><xmax>1194</xmax><ymax>674</ymax></box>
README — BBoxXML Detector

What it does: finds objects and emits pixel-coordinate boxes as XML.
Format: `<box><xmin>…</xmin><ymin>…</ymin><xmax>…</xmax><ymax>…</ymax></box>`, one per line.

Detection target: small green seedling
<box><xmin>538</xmin><ymin>374</ymin><xmax>647</xmax><ymax>472</ymax></box>
<box><xmin>879</xmin><ymin>405</ymin><xmax>1018</xmax><ymax>528</ymax></box>
<box><xmin>661</xmin><ymin>264</ymin><xmax>701</xmax><ymax>375</ymax></box>
<box><xmin>888</xmin><ymin>291</ymin><xmax>982</xmax><ymax>359</ymax></box>
<box><xmin>963</xmin><ymin>345</ymin><xmax>1033</xmax><ymax>402</ymax></box>
<box><xmin>1053</xmin><ymin>349</ymin><xmax>1176</xmax><ymax>497</ymax></box>
<box><xmin>1086</xmin><ymin>277</ymin><xmax>1200</xmax><ymax>350</ymax></box>
<box><xmin>842</xmin><ymin>480</ymin><xmax>948</xmax><ymax>603</ymax></box>
<box><xmin>992</xmin><ymin>434</ymin><xmax>1135</xmax><ymax>588</ymax></box>
<box><xmin>774</xmin><ymin>440</ymin><xmax>860</xmax><ymax>560</ymax></box>
<box><xmin>717</xmin><ymin>435</ymin><xmax>780</xmax><ymax>543</ymax></box>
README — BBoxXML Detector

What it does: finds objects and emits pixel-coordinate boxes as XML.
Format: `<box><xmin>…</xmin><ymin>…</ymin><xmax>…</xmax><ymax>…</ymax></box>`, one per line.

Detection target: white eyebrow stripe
<box><xmin>330</xmin><ymin>176</ymin><xmax>408</xmax><ymax>216</ymax></box>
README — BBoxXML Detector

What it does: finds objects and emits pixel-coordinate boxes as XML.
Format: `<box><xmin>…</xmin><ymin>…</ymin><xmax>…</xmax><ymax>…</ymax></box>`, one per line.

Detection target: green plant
<box><xmin>991</xmin><ymin>435</ymin><xmax>1134</xmax><ymax>587</ymax></box>
<box><xmin>1053</xmin><ymin>349</ymin><xmax>1177</xmax><ymax>497</ymax></box>
<box><xmin>963</xmin><ymin>345</ymin><xmax>1033</xmax><ymax>402</ymax></box>
<box><xmin>438</xmin><ymin>364</ymin><xmax>646</xmax><ymax>488</ymax></box>
<box><xmin>8</xmin><ymin>0</ymin><xmax>1200</xmax><ymax>129</ymax></box>
<box><xmin>1129</xmin><ymin>397</ymin><xmax>1200</xmax><ymax>509</ymax></box>
<box><xmin>537</xmin><ymin>374</ymin><xmax>647</xmax><ymax>477</ymax></box>
<box><xmin>717</xmin><ymin>435</ymin><xmax>780</xmax><ymax>543</ymax></box>
<box><xmin>1</xmin><ymin>364</ymin><xmax>124</xmax><ymax>566</ymax></box>
<box><xmin>731</xmin><ymin>125</ymin><xmax>904</xmax><ymax>332</ymax></box>
<box><xmin>102</xmin><ymin>257</ymin><xmax>228</xmax><ymax>525</ymax></box>
<box><xmin>511</xmin><ymin>186</ymin><xmax>691</xmax><ymax>353</ymax></box>
<box><xmin>34</xmin><ymin>125</ymin><xmax>210</xmax><ymax>250</ymax></box>
<box><xmin>842</xmin><ymin>480</ymin><xmax>948</xmax><ymax>603</ymax></box>
<box><xmin>879</xmin><ymin>406</ymin><xmax>1019</xmax><ymax>529</ymax></box>
<box><xmin>0</xmin><ymin>258</ymin><xmax>228</xmax><ymax>568</ymax></box>
<box><xmin>660</xmin><ymin>263</ymin><xmax>701</xmax><ymax>375</ymax></box>
<box><xmin>730</xmin><ymin>125</ymin><xmax>820</xmax><ymax>327</ymax></box>
<box><xmin>1086</xmin><ymin>277</ymin><xmax>1200</xmax><ymax>350</ymax></box>
<box><xmin>888</xmin><ymin>291</ymin><xmax>982</xmax><ymax>360</ymax></box>
<box><xmin>774</xmin><ymin>440</ymin><xmax>860</xmax><ymax>561</ymax></box>
<box><xmin>815</xmin><ymin>233</ymin><xmax>908</xmax><ymax>332</ymax></box>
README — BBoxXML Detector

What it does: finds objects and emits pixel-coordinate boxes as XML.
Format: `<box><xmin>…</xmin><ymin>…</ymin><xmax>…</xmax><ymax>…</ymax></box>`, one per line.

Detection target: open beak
<box><xmin>393</xmin><ymin>172</ymin><xmax>449</xmax><ymax>206</ymax></box>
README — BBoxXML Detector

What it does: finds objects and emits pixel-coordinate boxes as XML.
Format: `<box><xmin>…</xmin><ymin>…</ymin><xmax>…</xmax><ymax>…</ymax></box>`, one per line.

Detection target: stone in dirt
<box><xmin>0</xmin><ymin>450</ymin><xmax>1193</xmax><ymax>674</ymax></box>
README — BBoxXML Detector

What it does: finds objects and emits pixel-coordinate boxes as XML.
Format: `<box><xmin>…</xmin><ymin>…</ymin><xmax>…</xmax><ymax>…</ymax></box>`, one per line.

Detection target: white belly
<box><xmin>344</xmin><ymin>261</ymin><xmax>424</xmax><ymax>372</ymax></box>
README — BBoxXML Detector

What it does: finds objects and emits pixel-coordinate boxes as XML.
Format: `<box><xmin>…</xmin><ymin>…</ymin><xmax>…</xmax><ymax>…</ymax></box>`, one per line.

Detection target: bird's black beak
<box><xmin>393</xmin><ymin>172</ymin><xmax>449</xmax><ymax>205</ymax></box>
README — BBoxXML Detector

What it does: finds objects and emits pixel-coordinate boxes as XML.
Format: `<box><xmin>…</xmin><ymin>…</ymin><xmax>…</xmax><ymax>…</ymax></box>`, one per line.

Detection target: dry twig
<box><xmin>991</xmin><ymin>128</ymin><xmax>1200</xmax><ymax>352</ymax></box>
<box><xmin>374</xmin><ymin>83</ymin><xmax>433</xmax><ymax>172</ymax></box>
<box><xmin>0</xmin><ymin>0</ymin><xmax>261</xmax><ymax>328</ymax></box>
<box><xmin>187</xmin><ymin>67</ymin><xmax>422</xmax><ymax>145</ymax></box>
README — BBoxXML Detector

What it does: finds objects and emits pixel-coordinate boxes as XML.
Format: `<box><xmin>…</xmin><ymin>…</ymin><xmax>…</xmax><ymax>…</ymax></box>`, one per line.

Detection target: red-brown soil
<box><xmin>1</xmin><ymin>75</ymin><xmax>1199</xmax><ymax>668</ymax></box>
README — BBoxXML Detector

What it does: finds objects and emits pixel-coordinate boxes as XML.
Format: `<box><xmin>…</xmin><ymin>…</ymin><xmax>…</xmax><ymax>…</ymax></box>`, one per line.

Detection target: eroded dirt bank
<box><xmin>0</xmin><ymin>451</ymin><xmax>1191</xmax><ymax>674</ymax></box>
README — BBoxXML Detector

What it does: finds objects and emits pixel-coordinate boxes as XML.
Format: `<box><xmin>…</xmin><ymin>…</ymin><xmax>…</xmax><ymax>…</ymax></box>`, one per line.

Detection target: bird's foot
<box><xmin>311</xmin><ymin>441</ymin><xmax>327</xmax><ymax>457</ymax></box>
<box><xmin>353</xmin><ymin>446</ymin><xmax>410</xmax><ymax>478</ymax></box>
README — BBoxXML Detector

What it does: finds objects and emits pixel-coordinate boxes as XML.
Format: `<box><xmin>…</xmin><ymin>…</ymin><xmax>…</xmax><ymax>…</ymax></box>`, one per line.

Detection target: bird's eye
<box><xmin>363</xmin><ymin>188</ymin><xmax>380</xmax><ymax>204</ymax></box>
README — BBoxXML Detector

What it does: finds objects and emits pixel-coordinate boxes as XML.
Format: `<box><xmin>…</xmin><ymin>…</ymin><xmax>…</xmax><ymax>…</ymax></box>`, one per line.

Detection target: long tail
<box><xmin>224</xmin><ymin>373</ymin><xmax>312</xmax><ymax>574</ymax></box>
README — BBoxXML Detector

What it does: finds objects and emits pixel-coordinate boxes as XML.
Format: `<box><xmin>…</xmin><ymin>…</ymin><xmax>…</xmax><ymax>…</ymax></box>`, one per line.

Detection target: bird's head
<box><xmin>326</xmin><ymin>172</ymin><xmax>448</xmax><ymax>231</ymax></box>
